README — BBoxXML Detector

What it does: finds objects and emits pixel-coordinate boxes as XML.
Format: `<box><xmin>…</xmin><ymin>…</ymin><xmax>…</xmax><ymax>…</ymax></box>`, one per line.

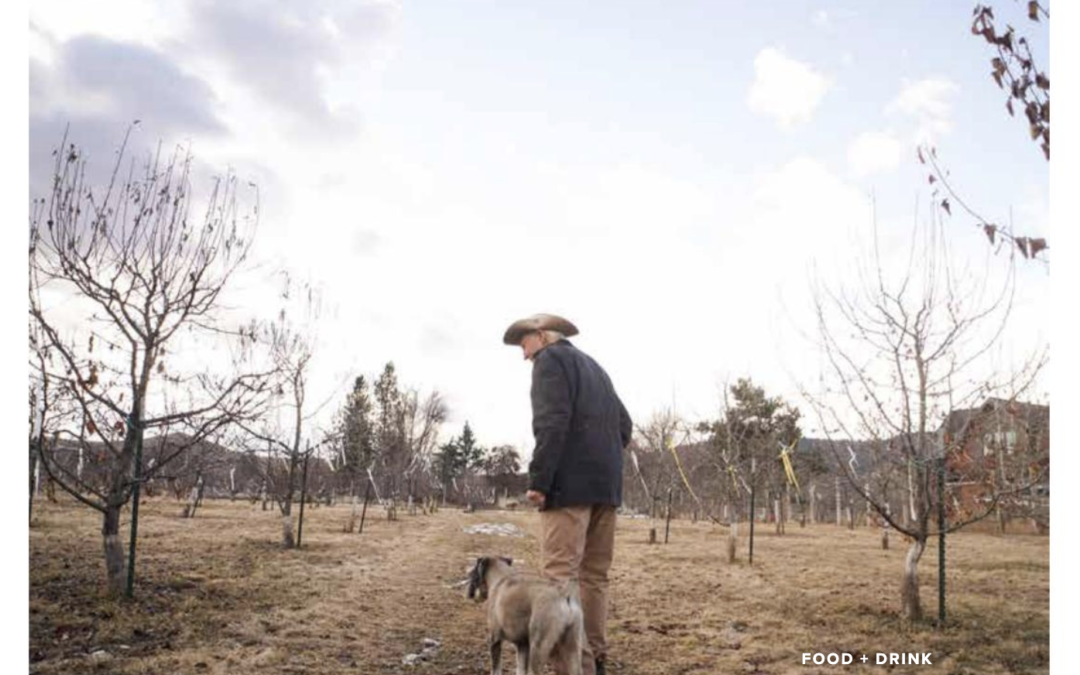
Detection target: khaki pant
<box><xmin>539</xmin><ymin>505</ymin><xmax>617</xmax><ymax>675</ymax></box>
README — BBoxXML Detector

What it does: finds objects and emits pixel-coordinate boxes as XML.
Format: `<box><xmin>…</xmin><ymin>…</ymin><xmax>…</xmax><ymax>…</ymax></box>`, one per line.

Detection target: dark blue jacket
<box><xmin>527</xmin><ymin>340</ymin><xmax>632</xmax><ymax>509</ymax></box>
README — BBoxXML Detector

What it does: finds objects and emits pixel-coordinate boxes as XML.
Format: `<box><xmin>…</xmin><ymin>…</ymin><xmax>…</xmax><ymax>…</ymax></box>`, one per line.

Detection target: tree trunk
<box><xmin>865</xmin><ymin>482</ymin><xmax>872</xmax><ymax>527</ymax></box>
<box><xmin>901</xmin><ymin>537</ymin><xmax>927</xmax><ymax>620</ymax></box>
<box><xmin>358</xmin><ymin>480</ymin><xmax>372</xmax><ymax>534</ymax></box>
<box><xmin>835</xmin><ymin>478</ymin><xmax>842</xmax><ymax>526</ymax></box>
<box><xmin>882</xmin><ymin>503</ymin><xmax>892</xmax><ymax>550</ymax></box>
<box><xmin>182</xmin><ymin>486</ymin><xmax>199</xmax><ymax>518</ymax></box>
<box><xmin>282</xmin><ymin>511</ymin><xmax>295</xmax><ymax>548</ymax></box>
<box><xmin>102</xmin><ymin>506</ymin><xmax>125</xmax><ymax>596</ymax></box>
<box><xmin>907</xmin><ymin>461</ymin><xmax>918</xmax><ymax>524</ymax></box>
<box><xmin>809</xmin><ymin>485</ymin><xmax>816</xmax><ymax>524</ymax></box>
<box><xmin>727</xmin><ymin>519</ymin><xmax>738</xmax><ymax>563</ymax></box>
<box><xmin>346</xmin><ymin>494</ymin><xmax>359</xmax><ymax>533</ymax></box>
<box><xmin>346</xmin><ymin>480</ymin><xmax>359</xmax><ymax>533</ymax></box>
<box><xmin>29</xmin><ymin>450</ymin><xmax>38</xmax><ymax>524</ymax></box>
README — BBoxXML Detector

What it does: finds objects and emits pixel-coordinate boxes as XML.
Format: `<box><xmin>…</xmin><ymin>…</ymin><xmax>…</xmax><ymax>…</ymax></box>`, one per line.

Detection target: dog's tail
<box><xmin>560</xmin><ymin>578</ymin><xmax>582</xmax><ymax>608</ymax></box>
<box><xmin>560</xmin><ymin>579</ymin><xmax>586</xmax><ymax>650</ymax></box>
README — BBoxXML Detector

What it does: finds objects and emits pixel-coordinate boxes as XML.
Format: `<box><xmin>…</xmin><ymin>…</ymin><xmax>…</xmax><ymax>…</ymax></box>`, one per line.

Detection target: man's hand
<box><xmin>526</xmin><ymin>490</ymin><xmax>546</xmax><ymax>508</ymax></box>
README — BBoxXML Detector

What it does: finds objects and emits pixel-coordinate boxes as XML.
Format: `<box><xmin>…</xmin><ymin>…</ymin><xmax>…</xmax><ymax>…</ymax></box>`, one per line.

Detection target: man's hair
<box><xmin>539</xmin><ymin>329</ymin><xmax>565</xmax><ymax>345</ymax></box>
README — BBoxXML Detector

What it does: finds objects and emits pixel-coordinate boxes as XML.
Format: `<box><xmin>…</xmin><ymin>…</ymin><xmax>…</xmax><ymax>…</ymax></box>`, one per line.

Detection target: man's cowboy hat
<box><xmin>502</xmin><ymin>313</ymin><xmax>579</xmax><ymax>345</ymax></box>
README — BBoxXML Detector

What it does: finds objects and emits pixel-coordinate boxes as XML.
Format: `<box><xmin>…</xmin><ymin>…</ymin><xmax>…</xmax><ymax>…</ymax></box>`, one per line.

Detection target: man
<box><xmin>503</xmin><ymin>313</ymin><xmax>633</xmax><ymax>675</ymax></box>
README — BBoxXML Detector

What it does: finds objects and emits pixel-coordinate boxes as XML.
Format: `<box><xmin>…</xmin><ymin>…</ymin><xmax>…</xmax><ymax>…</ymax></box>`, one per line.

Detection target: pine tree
<box><xmin>457</xmin><ymin>421</ymin><xmax>484</xmax><ymax>471</ymax></box>
<box><xmin>373</xmin><ymin>362</ymin><xmax>405</xmax><ymax>494</ymax></box>
<box><xmin>435</xmin><ymin>439</ymin><xmax>461</xmax><ymax>503</ymax></box>
<box><xmin>333</xmin><ymin>376</ymin><xmax>375</xmax><ymax>492</ymax></box>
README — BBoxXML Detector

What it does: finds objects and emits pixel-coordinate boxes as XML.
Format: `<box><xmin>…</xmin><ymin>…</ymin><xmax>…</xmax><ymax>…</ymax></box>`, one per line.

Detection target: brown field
<box><xmin>29</xmin><ymin>498</ymin><xmax>1049</xmax><ymax>675</ymax></box>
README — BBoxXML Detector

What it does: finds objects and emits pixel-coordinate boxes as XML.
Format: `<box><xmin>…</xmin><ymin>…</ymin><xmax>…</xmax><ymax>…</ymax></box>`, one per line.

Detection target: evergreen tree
<box><xmin>699</xmin><ymin>378</ymin><xmax>802</xmax><ymax>491</ymax></box>
<box><xmin>434</xmin><ymin>438</ymin><xmax>461</xmax><ymax>502</ymax></box>
<box><xmin>333</xmin><ymin>376</ymin><xmax>375</xmax><ymax>491</ymax></box>
<box><xmin>457</xmin><ymin>421</ymin><xmax>484</xmax><ymax>471</ymax></box>
<box><xmin>373</xmin><ymin>362</ymin><xmax>405</xmax><ymax>493</ymax></box>
<box><xmin>433</xmin><ymin>422</ymin><xmax>485</xmax><ymax>503</ymax></box>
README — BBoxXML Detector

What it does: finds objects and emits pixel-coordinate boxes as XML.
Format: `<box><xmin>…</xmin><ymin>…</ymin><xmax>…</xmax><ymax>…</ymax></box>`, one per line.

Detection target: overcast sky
<box><xmin>27</xmin><ymin>0</ymin><xmax>1051</xmax><ymax>455</ymax></box>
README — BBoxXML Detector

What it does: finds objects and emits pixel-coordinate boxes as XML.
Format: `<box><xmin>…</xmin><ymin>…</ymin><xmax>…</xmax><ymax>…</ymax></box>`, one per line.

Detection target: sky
<box><xmin>26</xmin><ymin>0</ymin><xmax>1052</xmax><ymax>455</ymax></box>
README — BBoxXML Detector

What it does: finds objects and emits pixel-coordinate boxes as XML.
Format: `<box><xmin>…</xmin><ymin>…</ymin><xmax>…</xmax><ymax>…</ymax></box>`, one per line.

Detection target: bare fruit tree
<box><xmin>802</xmin><ymin>218</ymin><xmax>1047</xmax><ymax>621</ymax></box>
<box><xmin>400</xmin><ymin>387</ymin><xmax>449</xmax><ymax>508</ymax></box>
<box><xmin>232</xmin><ymin>278</ymin><xmax>333</xmax><ymax>548</ymax></box>
<box><xmin>632</xmin><ymin>409</ymin><xmax>684</xmax><ymax>519</ymax></box>
<box><xmin>28</xmin><ymin>132</ymin><xmax>274</xmax><ymax>595</ymax></box>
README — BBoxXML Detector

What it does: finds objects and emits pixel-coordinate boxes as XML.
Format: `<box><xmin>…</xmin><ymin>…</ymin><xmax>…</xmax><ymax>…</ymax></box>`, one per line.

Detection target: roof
<box><xmin>940</xmin><ymin>397</ymin><xmax>1050</xmax><ymax>441</ymax></box>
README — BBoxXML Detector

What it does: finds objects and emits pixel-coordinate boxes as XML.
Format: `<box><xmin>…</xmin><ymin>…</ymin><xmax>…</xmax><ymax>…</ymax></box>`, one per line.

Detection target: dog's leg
<box><xmin>515</xmin><ymin>643</ymin><xmax>529</xmax><ymax>675</ymax></box>
<box><xmin>557</xmin><ymin>623</ymin><xmax>584</xmax><ymax>675</ymax></box>
<box><xmin>490</xmin><ymin>636</ymin><xmax>502</xmax><ymax>675</ymax></box>
<box><xmin>565</xmin><ymin>622</ymin><xmax>583</xmax><ymax>673</ymax></box>
<box><xmin>528</xmin><ymin>621</ymin><xmax>562</xmax><ymax>675</ymax></box>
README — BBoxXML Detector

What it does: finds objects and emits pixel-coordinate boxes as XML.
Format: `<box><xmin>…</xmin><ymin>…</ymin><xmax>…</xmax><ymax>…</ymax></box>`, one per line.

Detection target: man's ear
<box><xmin>501</xmin><ymin>556</ymin><xmax>513</xmax><ymax>566</ymax></box>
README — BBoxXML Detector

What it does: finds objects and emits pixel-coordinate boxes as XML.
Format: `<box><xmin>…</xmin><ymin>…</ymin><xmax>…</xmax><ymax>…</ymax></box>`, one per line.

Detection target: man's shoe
<box><xmin>595</xmin><ymin>657</ymin><xmax>607</xmax><ymax>675</ymax></box>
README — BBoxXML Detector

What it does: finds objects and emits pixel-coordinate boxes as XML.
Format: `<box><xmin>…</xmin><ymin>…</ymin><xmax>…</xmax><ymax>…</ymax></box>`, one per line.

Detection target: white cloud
<box><xmin>887</xmin><ymin>77</ymin><xmax>958</xmax><ymax>142</ymax></box>
<box><xmin>847</xmin><ymin>130</ymin><xmax>904</xmax><ymax>177</ymax></box>
<box><xmin>749</xmin><ymin>157</ymin><xmax>871</xmax><ymax>270</ymax></box>
<box><xmin>812</xmin><ymin>10</ymin><xmax>830</xmax><ymax>28</ymax></box>
<box><xmin>747</xmin><ymin>47</ymin><xmax>831</xmax><ymax>129</ymax></box>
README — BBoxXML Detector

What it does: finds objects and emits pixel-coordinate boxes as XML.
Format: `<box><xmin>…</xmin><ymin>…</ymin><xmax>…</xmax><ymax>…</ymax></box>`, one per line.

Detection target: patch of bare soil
<box><xmin>29</xmin><ymin>499</ymin><xmax>1048</xmax><ymax>674</ymax></box>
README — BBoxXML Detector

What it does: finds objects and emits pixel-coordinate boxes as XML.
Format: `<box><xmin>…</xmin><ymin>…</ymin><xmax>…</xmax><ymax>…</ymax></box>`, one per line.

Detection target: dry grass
<box><xmin>29</xmin><ymin>498</ymin><xmax>1048</xmax><ymax>674</ymax></box>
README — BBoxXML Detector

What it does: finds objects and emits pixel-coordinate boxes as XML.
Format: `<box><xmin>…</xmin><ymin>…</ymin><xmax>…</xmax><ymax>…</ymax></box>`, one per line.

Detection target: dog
<box><xmin>467</xmin><ymin>556</ymin><xmax>585</xmax><ymax>675</ymax></box>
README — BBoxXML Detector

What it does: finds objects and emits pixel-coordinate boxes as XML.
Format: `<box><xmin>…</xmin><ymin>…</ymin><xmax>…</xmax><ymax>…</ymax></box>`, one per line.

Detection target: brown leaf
<box><xmin>1015</xmin><ymin>237</ymin><xmax>1030</xmax><ymax>258</ymax></box>
<box><xmin>1030</xmin><ymin>238</ymin><xmax>1047</xmax><ymax>256</ymax></box>
<box><xmin>983</xmin><ymin>224</ymin><xmax>997</xmax><ymax>245</ymax></box>
<box><xmin>1030</xmin><ymin>123</ymin><xmax>1042</xmax><ymax>140</ymax></box>
<box><xmin>1006</xmin><ymin>99</ymin><xmax>1014</xmax><ymax>116</ymax></box>
<box><xmin>928</xmin><ymin>175</ymin><xmax>937</xmax><ymax>185</ymax></box>
<box><xmin>1042</xmin><ymin>142</ymin><xmax>1049</xmax><ymax>160</ymax></box>
<box><xmin>917</xmin><ymin>147</ymin><xmax>925</xmax><ymax>164</ymax></box>
<box><xmin>941</xmin><ymin>199</ymin><xmax>951</xmax><ymax>216</ymax></box>
<box><xmin>86</xmin><ymin>419</ymin><xmax>97</xmax><ymax>435</ymax></box>
<box><xmin>1025</xmin><ymin>101</ymin><xmax>1038</xmax><ymax>123</ymax></box>
<box><xmin>992</xmin><ymin>71</ymin><xmax>1004</xmax><ymax>88</ymax></box>
<box><xmin>1029</xmin><ymin>1</ymin><xmax>1039</xmax><ymax>21</ymax></box>
<box><xmin>1036</xmin><ymin>73</ymin><xmax>1049</xmax><ymax>90</ymax></box>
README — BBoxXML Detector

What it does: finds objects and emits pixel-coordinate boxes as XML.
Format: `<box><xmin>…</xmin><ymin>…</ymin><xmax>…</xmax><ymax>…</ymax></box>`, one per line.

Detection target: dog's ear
<box><xmin>466</xmin><ymin>558</ymin><xmax>482</xmax><ymax>599</ymax></box>
<box><xmin>501</xmin><ymin>556</ymin><xmax>513</xmax><ymax>566</ymax></box>
<box><xmin>466</xmin><ymin>557</ymin><xmax>489</xmax><ymax>600</ymax></box>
